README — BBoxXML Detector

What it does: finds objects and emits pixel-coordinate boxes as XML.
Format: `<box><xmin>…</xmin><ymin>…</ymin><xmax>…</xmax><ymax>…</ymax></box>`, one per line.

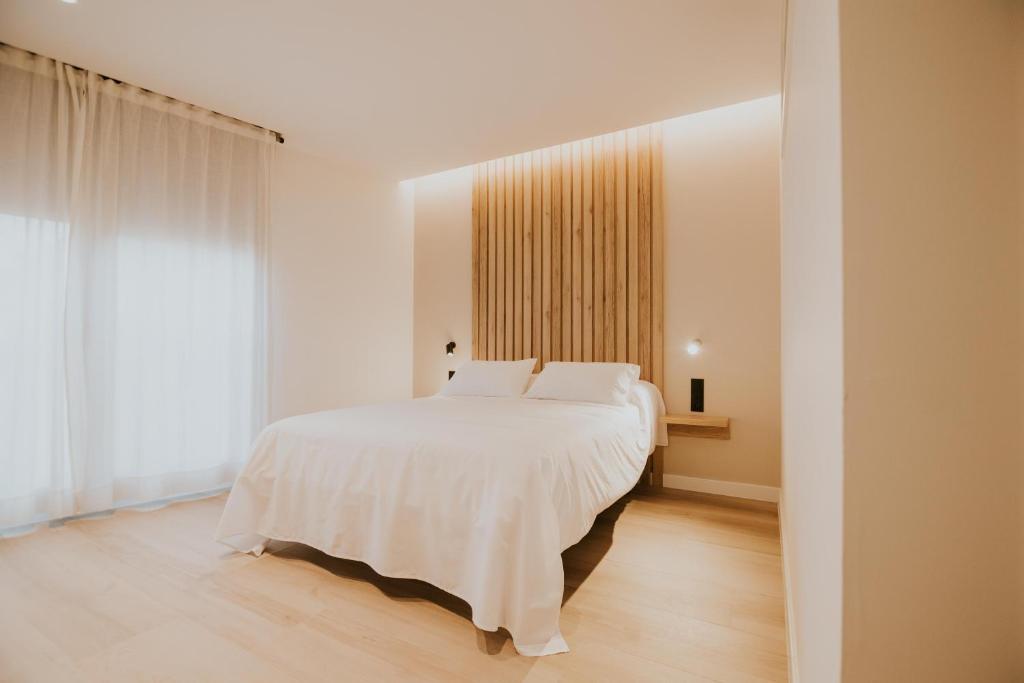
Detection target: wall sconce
<box><xmin>686</xmin><ymin>339</ymin><xmax>703</xmax><ymax>356</ymax></box>
<box><xmin>446</xmin><ymin>341</ymin><xmax>456</xmax><ymax>357</ymax></box>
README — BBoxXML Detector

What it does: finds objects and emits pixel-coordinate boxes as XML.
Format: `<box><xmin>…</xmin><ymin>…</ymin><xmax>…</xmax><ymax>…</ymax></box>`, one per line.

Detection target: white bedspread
<box><xmin>215</xmin><ymin>395</ymin><xmax>652</xmax><ymax>656</ymax></box>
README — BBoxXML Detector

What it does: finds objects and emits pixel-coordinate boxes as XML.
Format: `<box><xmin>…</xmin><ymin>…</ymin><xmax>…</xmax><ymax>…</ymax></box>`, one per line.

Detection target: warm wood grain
<box><xmin>582</xmin><ymin>138</ymin><xmax>594</xmax><ymax>362</ymax></box>
<box><xmin>472</xmin><ymin>125</ymin><xmax>663</xmax><ymax>380</ymax></box>
<box><xmin>663</xmin><ymin>414</ymin><xmax>732</xmax><ymax>440</ymax></box>
<box><xmin>541</xmin><ymin>149</ymin><xmax>552</xmax><ymax>365</ymax></box>
<box><xmin>662</xmin><ymin>414</ymin><xmax>731</xmax><ymax>428</ymax></box>
<box><xmin>522</xmin><ymin>156</ymin><xmax>533</xmax><ymax>360</ymax></box>
<box><xmin>513</xmin><ymin>155</ymin><xmax>524</xmax><ymax>360</ymax></box>
<box><xmin>560</xmin><ymin>143</ymin><xmax>572</xmax><ymax>361</ymax></box>
<box><xmin>550</xmin><ymin>148</ymin><xmax>562</xmax><ymax>362</ymax></box>
<box><xmin>592</xmin><ymin>135</ymin><xmax>604</xmax><ymax>362</ymax></box>
<box><xmin>531</xmin><ymin>150</ymin><xmax>542</xmax><ymax>359</ymax></box>
<box><xmin>615</xmin><ymin>130</ymin><xmax>627</xmax><ymax>363</ymax></box>
<box><xmin>471</xmin><ymin>165</ymin><xmax>480</xmax><ymax>360</ymax></box>
<box><xmin>603</xmin><ymin>133</ymin><xmax>616</xmax><ymax>359</ymax></box>
<box><xmin>0</xmin><ymin>491</ymin><xmax>785</xmax><ymax>682</ymax></box>
<box><xmin>638</xmin><ymin>127</ymin><xmax>652</xmax><ymax>381</ymax></box>
<box><xmin>478</xmin><ymin>166</ymin><xmax>488</xmax><ymax>361</ymax></box>
<box><xmin>504</xmin><ymin>157</ymin><xmax>514</xmax><ymax>360</ymax></box>
<box><xmin>571</xmin><ymin>141</ymin><xmax>583</xmax><ymax>362</ymax></box>
<box><xmin>495</xmin><ymin>159</ymin><xmax>505</xmax><ymax>360</ymax></box>
<box><xmin>651</xmin><ymin>124</ymin><xmax>664</xmax><ymax>388</ymax></box>
<box><xmin>626</xmin><ymin>127</ymin><xmax>639</xmax><ymax>366</ymax></box>
<box><xmin>486</xmin><ymin>161</ymin><xmax>497</xmax><ymax>360</ymax></box>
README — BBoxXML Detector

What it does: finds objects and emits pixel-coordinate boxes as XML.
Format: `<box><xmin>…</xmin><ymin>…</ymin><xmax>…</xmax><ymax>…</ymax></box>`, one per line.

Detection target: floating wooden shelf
<box><xmin>662</xmin><ymin>414</ymin><xmax>731</xmax><ymax>440</ymax></box>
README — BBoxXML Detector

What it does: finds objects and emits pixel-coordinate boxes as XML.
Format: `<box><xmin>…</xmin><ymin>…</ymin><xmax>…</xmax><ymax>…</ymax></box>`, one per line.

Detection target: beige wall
<box><xmin>662</xmin><ymin>96</ymin><xmax>781</xmax><ymax>490</ymax></box>
<box><xmin>412</xmin><ymin>100</ymin><xmax>783</xmax><ymax>491</ymax></box>
<box><xmin>778</xmin><ymin>0</ymin><xmax>846</xmax><ymax>680</ymax></box>
<box><xmin>838</xmin><ymin>1</ymin><xmax>1023</xmax><ymax>679</ymax></box>
<box><xmin>270</xmin><ymin>147</ymin><xmax>413</xmax><ymax>421</ymax></box>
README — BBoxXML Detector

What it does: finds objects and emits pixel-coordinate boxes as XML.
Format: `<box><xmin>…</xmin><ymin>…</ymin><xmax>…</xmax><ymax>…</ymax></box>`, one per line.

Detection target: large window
<box><xmin>0</xmin><ymin>45</ymin><xmax>272</xmax><ymax>531</ymax></box>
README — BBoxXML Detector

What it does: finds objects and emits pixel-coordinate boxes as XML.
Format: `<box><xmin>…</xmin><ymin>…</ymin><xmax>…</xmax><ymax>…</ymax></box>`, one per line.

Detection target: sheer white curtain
<box><xmin>0</xmin><ymin>45</ymin><xmax>272</xmax><ymax>531</ymax></box>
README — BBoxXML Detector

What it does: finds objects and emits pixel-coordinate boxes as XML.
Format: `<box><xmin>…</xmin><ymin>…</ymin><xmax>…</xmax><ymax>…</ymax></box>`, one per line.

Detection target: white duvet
<box><xmin>216</xmin><ymin>391</ymin><xmax>663</xmax><ymax>656</ymax></box>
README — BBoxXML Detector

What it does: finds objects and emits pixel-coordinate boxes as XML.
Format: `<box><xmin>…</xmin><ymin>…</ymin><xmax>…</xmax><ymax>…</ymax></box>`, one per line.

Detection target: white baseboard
<box><xmin>662</xmin><ymin>474</ymin><xmax>780</xmax><ymax>503</ymax></box>
<box><xmin>778</xmin><ymin>493</ymin><xmax>799</xmax><ymax>683</ymax></box>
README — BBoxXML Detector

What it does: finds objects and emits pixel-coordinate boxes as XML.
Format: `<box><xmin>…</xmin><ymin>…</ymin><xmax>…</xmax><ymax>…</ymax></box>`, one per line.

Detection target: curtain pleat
<box><xmin>0</xmin><ymin>44</ymin><xmax>273</xmax><ymax>532</ymax></box>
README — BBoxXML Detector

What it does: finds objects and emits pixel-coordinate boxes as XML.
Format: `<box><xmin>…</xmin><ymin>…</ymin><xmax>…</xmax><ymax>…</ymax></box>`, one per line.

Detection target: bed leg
<box><xmin>634</xmin><ymin>448</ymin><xmax>664</xmax><ymax>492</ymax></box>
<box><xmin>651</xmin><ymin>446</ymin><xmax>664</xmax><ymax>489</ymax></box>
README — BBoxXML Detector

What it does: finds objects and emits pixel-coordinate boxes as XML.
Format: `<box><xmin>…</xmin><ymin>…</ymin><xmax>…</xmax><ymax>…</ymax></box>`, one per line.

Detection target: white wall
<box><xmin>270</xmin><ymin>147</ymin><xmax>413</xmax><ymax>420</ymax></box>
<box><xmin>411</xmin><ymin>100</ymin><xmax>783</xmax><ymax>492</ymax></box>
<box><xmin>778</xmin><ymin>2</ymin><xmax>845</xmax><ymax>680</ymax></box>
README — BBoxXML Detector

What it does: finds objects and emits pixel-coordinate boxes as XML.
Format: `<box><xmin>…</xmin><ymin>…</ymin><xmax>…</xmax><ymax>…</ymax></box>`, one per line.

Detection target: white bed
<box><xmin>216</xmin><ymin>383</ymin><xmax>667</xmax><ymax>656</ymax></box>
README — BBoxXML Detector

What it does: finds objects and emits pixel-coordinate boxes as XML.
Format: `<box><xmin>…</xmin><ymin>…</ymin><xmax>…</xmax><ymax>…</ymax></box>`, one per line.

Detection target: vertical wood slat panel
<box><xmin>626</xmin><ymin>127</ymin><xmax>639</xmax><ymax>366</ymax></box>
<box><xmin>560</xmin><ymin>143</ymin><xmax>572</xmax><ymax>360</ymax></box>
<box><xmin>550</xmin><ymin>147</ymin><xmax>562</xmax><ymax>362</ymax></box>
<box><xmin>471</xmin><ymin>124</ymin><xmax>662</xmax><ymax>382</ymax></box>
<box><xmin>522</xmin><ymin>155</ymin><xmax>533</xmax><ymax>360</ymax></box>
<box><xmin>592</xmin><ymin>136</ymin><xmax>604</xmax><ymax>362</ymax></box>
<box><xmin>541</xmin><ymin>149</ymin><xmax>553</xmax><ymax>366</ymax></box>
<box><xmin>638</xmin><ymin>127</ymin><xmax>652</xmax><ymax>381</ymax></box>
<box><xmin>505</xmin><ymin>157</ymin><xmax>515</xmax><ymax>360</ymax></box>
<box><xmin>651</xmin><ymin>124</ymin><xmax>664</xmax><ymax>388</ymax></box>
<box><xmin>571</xmin><ymin>141</ymin><xmax>583</xmax><ymax>362</ymax></box>
<box><xmin>531</xmin><ymin>150</ymin><xmax>542</xmax><ymax>360</ymax></box>
<box><xmin>477</xmin><ymin>165</ymin><xmax>487</xmax><ymax>359</ymax></box>
<box><xmin>615</xmin><ymin>131</ymin><xmax>627</xmax><ymax>362</ymax></box>
<box><xmin>472</xmin><ymin>165</ymin><xmax>480</xmax><ymax>359</ymax></box>
<box><xmin>495</xmin><ymin>159</ymin><xmax>506</xmax><ymax>360</ymax></box>
<box><xmin>603</xmin><ymin>134</ymin><xmax>616</xmax><ymax>360</ymax></box>
<box><xmin>487</xmin><ymin>161</ymin><xmax>497</xmax><ymax>360</ymax></box>
<box><xmin>582</xmin><ymin>138</ymin><xmax>593</xmax><ymax>362</ymax></box>
<box><xmin>514</xmin><ymin>155</ymin><xmax>524</xmax><ymax>360</ymax></box>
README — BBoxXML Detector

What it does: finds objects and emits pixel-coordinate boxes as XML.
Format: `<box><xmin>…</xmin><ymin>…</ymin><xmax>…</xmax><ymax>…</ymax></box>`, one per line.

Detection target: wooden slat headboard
<box><xmin>471</xmin><ymin>124</ymin><xmax>664</xmax><ymax>387</ymax></box>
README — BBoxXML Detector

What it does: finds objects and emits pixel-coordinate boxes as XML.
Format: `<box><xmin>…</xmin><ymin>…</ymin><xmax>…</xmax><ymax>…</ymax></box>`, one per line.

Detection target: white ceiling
<box><xmin>0</xmin><ymin>0</ymin><xmax>782</xmax><ymax>179</ymax></box>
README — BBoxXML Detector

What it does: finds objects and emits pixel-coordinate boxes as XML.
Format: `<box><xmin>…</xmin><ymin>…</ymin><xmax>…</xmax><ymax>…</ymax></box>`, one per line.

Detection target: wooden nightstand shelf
<box><xmin>662</xmin><ymin>414</ymin><xmax>731</xmax><ymax>440</ymax></box>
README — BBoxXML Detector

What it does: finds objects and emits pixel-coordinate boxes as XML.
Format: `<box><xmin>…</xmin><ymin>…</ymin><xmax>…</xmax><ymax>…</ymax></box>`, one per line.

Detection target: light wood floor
<box><xmin>0</xmin><ymin>490</ymin><xmax>787</xmax><ymax>682</ymax></box>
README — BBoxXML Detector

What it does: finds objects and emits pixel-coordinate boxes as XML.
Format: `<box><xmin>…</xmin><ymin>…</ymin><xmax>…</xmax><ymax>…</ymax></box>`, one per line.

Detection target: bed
<box><xmin>216</xmin><ymin>379</ymin><xmax>667</xmax><ymax>656</ymax></box>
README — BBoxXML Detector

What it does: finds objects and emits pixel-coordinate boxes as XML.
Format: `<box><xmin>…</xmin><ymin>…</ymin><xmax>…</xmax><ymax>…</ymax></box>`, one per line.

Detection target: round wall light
<box><xmin>686</xmin><ymin>339</ymin><xmax>703</xmax><ymax>356</ymax></box>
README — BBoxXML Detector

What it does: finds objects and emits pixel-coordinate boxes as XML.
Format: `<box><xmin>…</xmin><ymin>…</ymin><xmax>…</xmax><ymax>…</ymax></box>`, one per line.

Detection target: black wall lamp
<box><xmin>446</xmin><ymin>341</ymin><xmax>456</xmax><ymax>357</ymax></box>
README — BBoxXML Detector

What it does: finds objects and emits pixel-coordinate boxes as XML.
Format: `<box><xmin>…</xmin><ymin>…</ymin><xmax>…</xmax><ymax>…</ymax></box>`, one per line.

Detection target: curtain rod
<box><xmin>2</xmin><ymin>42</ymin><xmax>285</xmax><ymax>144</ymax></box>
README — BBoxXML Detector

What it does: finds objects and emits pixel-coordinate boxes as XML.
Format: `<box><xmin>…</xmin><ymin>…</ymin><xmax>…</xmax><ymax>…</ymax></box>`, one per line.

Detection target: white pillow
<box><xmin>440</xmin><ymin>359</ymin><xmax>537</xmax><ymax>397</ymax></box>
<box><xmin>523</xmin><ymin>362</ymin><xmax>641</xmax><ymax>405</ymax></box>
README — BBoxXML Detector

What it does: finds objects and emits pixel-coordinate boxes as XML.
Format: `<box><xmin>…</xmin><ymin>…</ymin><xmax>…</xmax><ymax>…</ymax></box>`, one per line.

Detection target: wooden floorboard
<box><xmin>0</xmin><ymin>491</ymin><xmax>787</xmax><ymax>682</ymax></box>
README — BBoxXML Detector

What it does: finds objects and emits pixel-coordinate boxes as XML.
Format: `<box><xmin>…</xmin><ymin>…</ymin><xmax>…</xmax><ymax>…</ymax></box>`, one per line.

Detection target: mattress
<box><xmin>216</xmin><ymin>392</ymin><xmax>660</xmax><ymax>655</ymax></box>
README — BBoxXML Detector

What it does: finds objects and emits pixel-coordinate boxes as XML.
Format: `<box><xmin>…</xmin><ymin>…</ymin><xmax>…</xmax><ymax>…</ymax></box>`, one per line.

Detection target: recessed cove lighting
<box><xmin>61</xmin><ymin>0</ymin><xmax>79</xmax><ymax>4</ymax></box>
